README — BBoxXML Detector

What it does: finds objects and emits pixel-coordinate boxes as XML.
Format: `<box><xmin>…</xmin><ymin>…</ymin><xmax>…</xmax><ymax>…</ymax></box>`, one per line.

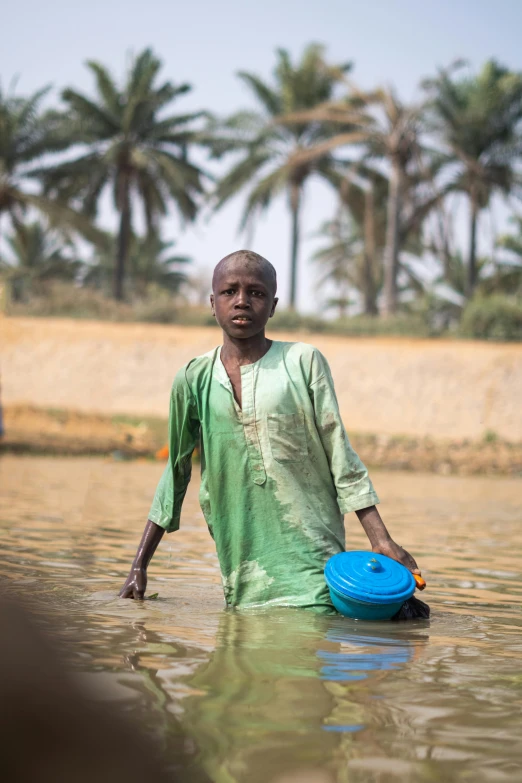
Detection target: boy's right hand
<box><xmin>119</xmin><ymin>566</ymin><xmax>147</xmax><ymax>599</ymax></box>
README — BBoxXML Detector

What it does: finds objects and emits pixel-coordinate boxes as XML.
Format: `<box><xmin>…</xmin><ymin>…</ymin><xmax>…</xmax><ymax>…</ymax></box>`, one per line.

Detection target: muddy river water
<box><xmin>1</xmin><ymin>455</ymin><xmax>521</xmax><ymax>782</ymax></box>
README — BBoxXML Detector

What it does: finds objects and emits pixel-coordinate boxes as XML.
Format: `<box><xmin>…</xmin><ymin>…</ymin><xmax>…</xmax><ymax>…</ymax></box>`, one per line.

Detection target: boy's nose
<box><xmin>235</xmin><ymin>293</ymin><xmax>251</xmax><ymax>308</ymax></box>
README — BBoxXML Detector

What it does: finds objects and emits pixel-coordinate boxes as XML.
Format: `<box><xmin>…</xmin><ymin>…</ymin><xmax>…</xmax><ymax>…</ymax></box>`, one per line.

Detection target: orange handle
<box><xmin>413</xmin><ymin>573</ymin><xmax>426</xmax><ymax>591</ymax></box>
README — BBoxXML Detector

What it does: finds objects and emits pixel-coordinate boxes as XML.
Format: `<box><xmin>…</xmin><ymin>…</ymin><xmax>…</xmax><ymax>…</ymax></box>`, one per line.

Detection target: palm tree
<box><xmin>335</xmin><ymin>166</ymin><xmax>389</xmax><ymax>315</ymax></box>
<box><xmin>129</xmin><ymin>235</ymin><xmax>191</xmax><ymax>298</ymax></box>
<box><xmin>423</xmin><ymin>60</ymin><xmax>522</xmax><ymax>297</ymax></box>
<box><xmin>314</xmin><ymin>166</ymin><xmax>431</xmax><ymax>318</ymax></box>
<box><xmin>370</xmin><ymin>92</ymin><xmax>425</xmax><ymax>316</ymax></box>
<box><xmin>498</xmin><ymin>216</ymin><xmax>522</xmax><ymax>258</ymax></box>
<box><xmin>313</xmin><ymin>211</ymin><xmax>372</xmax><ymax>317</ymax></box>
<box><xmin>0</xmin><ymin>84</ymin><xmax>102</xmax><ymax>243</ymax></box>
<box><xmin>209</xmin><ymin>44</ymin><xmax>353</xmax><ymax>309</ymax></box>
<box><xmin>83</xmin><ymin>233</ymin><xmax>190</xmax><ymax>298</ymax></box>
<box><xmin>39</xmin><ymin>48</ymin><xmax>206</xmax><ymax>300</ymax></box>
<box><xmin>0</xmin><ymin>220</ymin><xmax>79</xmax><ymax>301</ymax></box>
<box><xmin>403</xmin><ymin>240</ymin><xmax>521</xmax><ymax>332</ymax></box>
<box><xmin>312</xmin><ymin>163</ymin><xmax>390</xmax><ymax>316</ymax></box>
<box><xmin>492</xmin><ymin>216</ymin><xmax>522</xmax><ymax>295</ymax></box>
<box><xmin>435</xmin><ymin>249</ymin><xmax>484</xmax><ymax>300</ymax></box>
<box><xmin>274</xmin><ymin>86</ymin><xmax>434</xmax><ymax>315</ymax></box>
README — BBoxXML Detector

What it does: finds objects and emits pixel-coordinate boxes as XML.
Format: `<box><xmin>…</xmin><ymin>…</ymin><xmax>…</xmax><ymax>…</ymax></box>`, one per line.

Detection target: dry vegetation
<box><xmin>2</xmin><ymin>404</ymin><xmax>521</xmax><ymax>476</ymax></box>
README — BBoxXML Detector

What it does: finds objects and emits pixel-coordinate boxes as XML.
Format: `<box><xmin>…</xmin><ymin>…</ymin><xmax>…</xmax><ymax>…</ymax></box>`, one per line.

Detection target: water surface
<box><xmin>1</xmin><ymin>455</ymin><xmax>521</xmax><ymax>782</ymax></box>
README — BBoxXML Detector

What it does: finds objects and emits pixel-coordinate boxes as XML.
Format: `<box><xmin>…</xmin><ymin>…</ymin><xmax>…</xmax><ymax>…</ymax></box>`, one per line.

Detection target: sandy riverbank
<box><xmin>3</xmin><ymin>316</ymin><xmax>522</xmax><ymax>442</ymax></box>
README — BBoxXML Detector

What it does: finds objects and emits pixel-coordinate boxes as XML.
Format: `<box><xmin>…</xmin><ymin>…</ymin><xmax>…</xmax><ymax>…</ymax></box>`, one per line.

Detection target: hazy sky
<box><xmin>3</xmin><ymin>0</ymin><xmax>522</xmax><ymax>310</ymax></box>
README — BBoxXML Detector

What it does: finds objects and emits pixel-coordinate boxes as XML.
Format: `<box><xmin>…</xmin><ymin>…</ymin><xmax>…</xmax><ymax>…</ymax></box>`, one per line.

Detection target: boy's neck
<box><xmin>220</xmin><ymin>331</ymin><xmax>272</xmax><ymax>366</ymax></box>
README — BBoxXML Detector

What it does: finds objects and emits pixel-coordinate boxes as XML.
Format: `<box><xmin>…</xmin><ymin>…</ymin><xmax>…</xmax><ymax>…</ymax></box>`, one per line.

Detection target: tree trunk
<box><xmin>114</xmin><ymin>176</ymin><xmax>131</xmax><ymax>301</ymax></box>
<box><xmin>362</xmin><ymin>186</ymin><xmax>378</xmax><ymax>316</ymax></box>
<box><xmin>382</xmin><ymin>160</ymin><xmax>402</xmax><ymax>317</ymax></box>
<box><xmin>436</xmin><ymin>205</ymin><xmax>452</xmax><ymax>283</ymax></box>
<box><xmin>289</xmin><ymin>185</ymin><xmax>301</xmax><ymax>310</ymax></box>
<box><xmin>466</xmin><ymin>197</ymin><xmax>479</xmax><ymax>298</ymax></box>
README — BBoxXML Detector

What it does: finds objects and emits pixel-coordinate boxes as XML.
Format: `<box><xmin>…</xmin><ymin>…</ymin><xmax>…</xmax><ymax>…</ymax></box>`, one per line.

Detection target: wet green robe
<box><xmin>148</xmin><ymin>341</ymin><xmax>379</xmax><ymax>610</ymax></box>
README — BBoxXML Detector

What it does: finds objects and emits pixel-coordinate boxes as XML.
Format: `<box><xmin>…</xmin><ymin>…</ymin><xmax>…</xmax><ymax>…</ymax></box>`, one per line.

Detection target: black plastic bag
<box><xmin>391</xmin><ymin>595</ymin><xmax>430</xmax><ymax>621</ymax></box>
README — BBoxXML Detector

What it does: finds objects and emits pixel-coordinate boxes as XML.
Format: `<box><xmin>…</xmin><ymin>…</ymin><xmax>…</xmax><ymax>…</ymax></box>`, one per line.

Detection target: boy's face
<box><xmin>211</xmin><ymin>264</ymin><xmax>278</xmax><ymax>340</ymax></box>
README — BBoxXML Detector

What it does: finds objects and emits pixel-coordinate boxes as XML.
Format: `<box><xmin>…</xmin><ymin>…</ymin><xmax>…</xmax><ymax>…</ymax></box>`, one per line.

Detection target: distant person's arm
<box><xmin>120</xmin><ymin>367</ymin><xmax>200</xmax><ymax>599</ymax></box>
<box><xmin>119</xmin><ymin>520</ymin><xmax>165</xmax><ymax>599</ymax></box>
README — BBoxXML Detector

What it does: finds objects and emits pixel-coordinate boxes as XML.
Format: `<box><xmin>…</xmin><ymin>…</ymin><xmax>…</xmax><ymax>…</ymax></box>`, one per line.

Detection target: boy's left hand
<box><xmin>372</xmin><ymin>539</ymin><xmax>421</xmax><ymax>575</ymax></box>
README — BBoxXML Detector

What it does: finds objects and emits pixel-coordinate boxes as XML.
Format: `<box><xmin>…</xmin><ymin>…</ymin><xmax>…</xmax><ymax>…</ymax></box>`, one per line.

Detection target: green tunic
<box><xmin>148</xmin><ymin>340</ymin><xmax>379</xmax><ymax>610</ymax></box>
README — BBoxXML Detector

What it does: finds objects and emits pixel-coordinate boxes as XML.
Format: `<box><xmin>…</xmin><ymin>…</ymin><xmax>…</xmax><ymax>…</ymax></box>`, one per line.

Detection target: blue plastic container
<box><xmin>324</xmin><ymin>551</ymin><xmax>416</xmax><ymax>620</ymax></box>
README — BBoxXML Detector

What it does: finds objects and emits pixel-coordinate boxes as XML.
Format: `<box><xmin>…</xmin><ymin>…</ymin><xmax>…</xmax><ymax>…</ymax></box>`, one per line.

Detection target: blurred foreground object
<box><xmin>0</xmin><ymin>597</ymin><xmax>190</xmax><ymax>783</ymax></box>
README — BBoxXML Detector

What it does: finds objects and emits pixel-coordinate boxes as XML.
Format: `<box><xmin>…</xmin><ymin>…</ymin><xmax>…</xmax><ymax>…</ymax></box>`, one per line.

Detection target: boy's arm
<box><xmin>119</xmin><ymin>519</ymin><xmax>165</xmax><ymax>599</ymax></box>
<box><xmin>308</xmin><ymin>351</ymin><xmax>421</xmax><ymax>574</ymax></box>
<box><xmin>120</xmin><ymin>368</ymin><xmax>200</xmax><ymax>599</ymax></box>
<box><xmin>356</xmin><ymin>505</ymin><xmax>420</xmax><ymax>574</ymax></box>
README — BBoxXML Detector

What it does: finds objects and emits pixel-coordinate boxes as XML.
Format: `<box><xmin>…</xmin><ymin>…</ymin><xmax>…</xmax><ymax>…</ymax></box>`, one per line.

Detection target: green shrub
<box><xmin>7</xmin><ymin>284</ymin><xmax>436</xmax><ymax>337</ymax></box>
<box><xmin>14</xmin><ymin>282</ymin><xmax>521</xmax><ymax>344</ymax></box>
<box><xmin>7</xmin><ymin>282</ymin><xmax>134</xmax><ymax>320</ymax></box>
<box><xmin>269</xmin><ymin>310</ymin><xmax>328</xmax><ymax>332</ymax></box>
<box><xmin>270</xmin><ymin>310</ymin><xmax>432</xmax><ymax>337</ymax></box>
<box><xmin>327</xmin><ymin>313</ymin><xmax>432</xmax><ymax>337</ymax></box>
<box><xmin>176</xmin><ymin>306</ymin><xmax>216</xmax><ymax>327</ymax></box>
<box><xmin>135</xmin><ymin>300</ymin><xmax>216</xmax><ymax>326</ymax></box>
<box><xmin>7</xmin><ymin>282</ymin><xmax>217</xmax><ymax>327</ymax></box>
<box><xmin>460</xmin><ymin>295</ymin><xmax>522</xmax><ymax>342</ymax></box>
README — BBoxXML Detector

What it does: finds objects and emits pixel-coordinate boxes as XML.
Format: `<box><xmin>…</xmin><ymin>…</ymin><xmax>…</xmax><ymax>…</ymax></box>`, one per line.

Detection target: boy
<box><xmin>120</xmin><ymin>250</ymin><xmax>420</xmax><ymax>610</ymax></box>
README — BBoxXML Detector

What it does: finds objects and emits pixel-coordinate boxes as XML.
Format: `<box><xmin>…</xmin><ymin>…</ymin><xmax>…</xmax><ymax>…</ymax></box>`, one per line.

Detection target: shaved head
<box><xmin>212</xmin><ymin>250</ymin><xmax>277</xmax><ymax>294</ymax></box>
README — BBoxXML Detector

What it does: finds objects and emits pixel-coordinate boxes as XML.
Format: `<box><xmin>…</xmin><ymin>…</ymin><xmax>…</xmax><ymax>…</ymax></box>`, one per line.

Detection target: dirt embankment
<box><xmin>3</xmin><ymin>403</ymin><xmax>521</xmax><ymax>476</ymax></box>
<box><xmin>2</xmin><ymin>317</ymin><xmax>522</xmax><ymax>474</ymax></box>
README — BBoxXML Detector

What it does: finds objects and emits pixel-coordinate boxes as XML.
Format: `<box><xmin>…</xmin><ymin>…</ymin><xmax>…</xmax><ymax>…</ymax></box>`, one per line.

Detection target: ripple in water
<box><xmin>1</xmin><ymin>455</ymin><xmax>521</xmax><ymax>782</ymax></box>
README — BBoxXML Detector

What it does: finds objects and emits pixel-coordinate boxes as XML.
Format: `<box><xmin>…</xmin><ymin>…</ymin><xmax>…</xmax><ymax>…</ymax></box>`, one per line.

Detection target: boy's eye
<box><xmin>251</xmin><ymin>290</ymin><xmax>265</xmax><ymax>297</ymax></box>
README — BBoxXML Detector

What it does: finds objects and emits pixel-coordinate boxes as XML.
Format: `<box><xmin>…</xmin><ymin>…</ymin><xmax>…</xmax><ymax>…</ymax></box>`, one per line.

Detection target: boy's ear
<box><xmin>269</xmin><ymin>297</ymin><xmax>279</xmax><ymax>317</ymax></box>
<box><xmin>210</xmin><ymin>293</ymin><xmax>215</xmax><ymax>316</ymax></box>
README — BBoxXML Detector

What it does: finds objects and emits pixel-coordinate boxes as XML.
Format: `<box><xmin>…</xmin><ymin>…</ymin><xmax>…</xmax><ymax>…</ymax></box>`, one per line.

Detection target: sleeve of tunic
<box><xmin>308</xmin><ymin>349</ymin><xmax>380</xmax><ymax>515</ymax></box>
<box><xmin>147</xmin><ymin>366</ymin><xmax>201</xmax><ymax>533</ymax></box>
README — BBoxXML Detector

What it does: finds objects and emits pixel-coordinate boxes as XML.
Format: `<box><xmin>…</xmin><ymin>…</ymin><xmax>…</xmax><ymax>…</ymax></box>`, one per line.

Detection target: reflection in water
<box><xmin>1</xmin><ymin>456</ymin><xmax>522</xmax><ymax>782</ymax></box>
<box><xmin>179</xmin><ymin>611</ymin><xmax>425</xmax><ymax>783</ymax></box>
<box><xmin>318</xmin><ymin>630</ymin><xmax>415</xmax><ymax>682</ymax></box>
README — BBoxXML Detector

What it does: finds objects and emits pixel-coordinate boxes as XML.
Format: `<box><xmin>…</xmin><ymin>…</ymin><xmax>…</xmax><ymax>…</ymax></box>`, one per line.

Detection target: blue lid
<box><xmin>325</xmin><ymin>551</ymin><xmax>415</xmax><ymax>605</ymax></box>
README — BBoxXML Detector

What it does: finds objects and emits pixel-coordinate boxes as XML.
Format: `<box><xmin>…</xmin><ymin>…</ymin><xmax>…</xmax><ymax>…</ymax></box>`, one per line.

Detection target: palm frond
<box><xmin>86</xmin><ymin>61</ymin><xmax>121</xmax><ymax>117</ymax></box>
<box><xmin>239</xmin><ymin>166</ymin><xmax>289</xmax><ymax>230</ymax></box>
<box><xmin>61</xmin><ymin>88</ymin><xmax>119</xmax><ymax>136</ymax></box>
<box><xmin>146</xmin><ymin>149</ymin><xmax>204</xmax><ymax>221</ymax></box>
<box><xmin>22</xmin><ymin>192</ymin><xmax>108</xmax><ymax>247</ymax></box>
<box><xmin>237</xmin><ymin>72</ymin><xmax>281</xmax><ymax>116</ymax></box>
<box><xmin>14</xmin><ymin>85</ymin><xmax>52</xmax><ymax>129</ymax></box>
<box><xmin>127</xmin><ymin>48</ymin><xmax>162</xmax><ymax>100</ymax></box>
<box><xmin>213</xmin><ymin>151</ymin><xmax>272</xmax><ymax>210</ymax></box>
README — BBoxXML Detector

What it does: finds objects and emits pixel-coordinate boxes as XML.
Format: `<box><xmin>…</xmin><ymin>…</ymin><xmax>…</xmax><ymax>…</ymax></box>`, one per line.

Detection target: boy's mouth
<box><xmin>231</xmin><ymin>316</ymin><xmax>252</xmax><ymax>324</ymax></box>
